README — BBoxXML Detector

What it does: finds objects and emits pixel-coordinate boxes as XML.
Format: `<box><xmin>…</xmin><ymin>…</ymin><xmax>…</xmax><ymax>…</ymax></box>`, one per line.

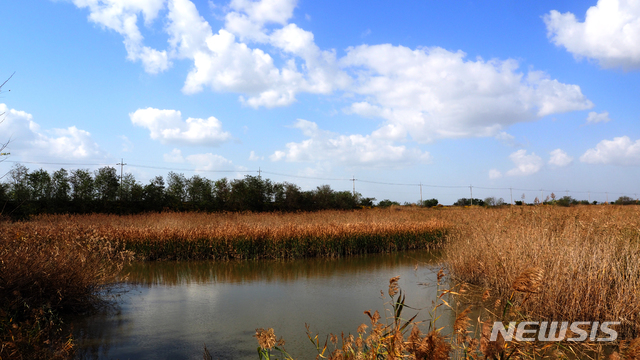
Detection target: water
<box><xmin>72</xmin><ymin>251</ymin><xmax>452</xmax><ymax>360</ymax></box>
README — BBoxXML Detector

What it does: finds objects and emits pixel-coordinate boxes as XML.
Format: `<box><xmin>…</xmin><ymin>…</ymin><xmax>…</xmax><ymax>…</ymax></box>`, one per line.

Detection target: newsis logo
<box><xmin>490</xmin><ymin>321</ymin><xmax>621</xmax><ymax>342</ymax></box>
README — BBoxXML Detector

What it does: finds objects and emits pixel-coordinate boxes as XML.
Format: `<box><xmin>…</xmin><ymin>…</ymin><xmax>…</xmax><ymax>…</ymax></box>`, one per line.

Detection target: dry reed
<box><xmin>0</xmin><ymin>209</ymin><xmax>448</xmax><ymax>261</ymax></box>
<box><xmin>445</xmin><ymin>205</ymin><xmax>640</xmax><ymax>339</ymax></box>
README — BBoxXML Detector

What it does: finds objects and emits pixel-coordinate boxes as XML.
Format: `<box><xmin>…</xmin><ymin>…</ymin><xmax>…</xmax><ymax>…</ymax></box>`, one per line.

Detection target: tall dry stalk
<box><xmin>445</xmin><ymin>205</ymin><xmax>640</xmax><ymax>339</ymax></box>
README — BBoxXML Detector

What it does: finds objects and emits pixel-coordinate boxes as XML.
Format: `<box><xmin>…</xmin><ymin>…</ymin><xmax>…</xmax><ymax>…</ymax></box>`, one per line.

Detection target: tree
<box><xmin>119</xmin><ymin>173</ymin><xmax>143</xmax><ymax>202</ymax></box>
<box><xmin>70</xmin><ymin>169</ymin><xmax>94</xmax><ymax>202</ymax></box>
<box><xmin>28</xmin><ymin>168</ymin><xmax>53</xmax><ymax>201</ymax></box>
<box><xmin>186</xmin><ymin>174</ymin><xmax>213</xmax><ymax>205</ymax></box>
<box><xmin>378</xmin><ymin>199</ymin><xmax>400</xmax><ymax>208</ymax></box>
<box><xmin>143</xmin><ymin>176</ymin><xmax>165</xmax><ymax>209</ymax></box>
<box><xmin>166</xmin><ymin>172</ymin><xmax>187</xmax><ymax>205</ymax></box>
<box><xmin>94</xmin><ymin>166</ymin><xmax>119</xmax><ymax>202</ymax></box>
<box><xmin>615</xmin><ymin>196</ymin><xmax>636</xmax><ymax>205</ymax></box>
<box><xmin>420</xmin><ymin>198</ymin><xmax>438</xmax><ymax>208</ymax></box>
<box><xmin>213</xmin><ymin>178</ymin><xmax>231</xmax><ymax>210</ymax></box>
<box><xmin>52</xmin><ymin>168</ymin><xmax>71</xmax><ymax>202</ymax></box>
<box><xmin>454</xmin><ymin>198</ymin><xmax>484</xmax><ymax>206</ymax></box>
<box><xmin>9</xmin><ymin>163</ymin><xmax>30</xmax><ymax>202</ymax></box>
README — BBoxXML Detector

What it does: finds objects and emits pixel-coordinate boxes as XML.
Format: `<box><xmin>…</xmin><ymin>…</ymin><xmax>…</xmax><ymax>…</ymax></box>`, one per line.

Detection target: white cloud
<box><xmin>120</xmin><ymin>135</ymin><xmax>134</xmax><ymax>152</ymax></box>
<box><xmin>130</xmin><ymin>107</ymin><xmax>232</xmax><ymax>145</ymax></box>
<box><xmin>586</xmin><ymin>111</ymin><xmax>611</xmax><ymax>124</ymax></box>
<box><xmin>186</xmin><ymin>153</ymin><xmax>238</xmax><ymax>171</ymax></box>
<box><xmin>580</xmin><ymin>136</ymin><xmax>640</xmax><ymax>165</ymax></box>
<box><xmin>248</xmin><ymin>150</ymin><xmax>263</xmax><ymax>161</ymax></box>
<box><xmin>72</xmin><ymin>0</ymin><xmax>171</xmax><ymax>73</ymax></box>
<box><xmin>549</xmin><ymin>149</ymin><xmax>573</xmax><ymax>167</ymax></box>
<box><xmin>270</xmin><ymin>119</ymin><xmax>430</xmax><ymax>167</ymax></box>
<box><xmin>164</xmin><ymin>148</ymin><xmax>185</xmax><ymax>163</ymax></box>
<box><xmin>0</xmin><ymin>103</ymin><xmax>106</xmax><ymax>161</ymax></box>
<box><xmin>68</xmin><ymin>0</ymin><xmax>594</xmax><ymax>137</ymax></box>
<box><xmin>505</xmin><ymin>149</ymin><xmax>543</xmax><ymax>176</ymax></box>
<box><xmin>489</xmin><ymin>169</ymin><xmax>502</xmax><ymax>179</ymax></box>
<box><xmin>544</xmin><ymin>0</ymin><xmax>640</xmax><ymax>69</ymax></box>
<box><xmin>340</xmin><ymin>46</ymin><xmax>593</xmax><ymax>142</ymax></box>
<box><xmin>495</xmin><ymin>131</ymin><xmax>516</xmax><ymax>146</ymax></box>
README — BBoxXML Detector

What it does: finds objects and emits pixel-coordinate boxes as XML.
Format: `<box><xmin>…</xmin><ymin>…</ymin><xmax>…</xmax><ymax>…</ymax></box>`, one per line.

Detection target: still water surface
<box><xmin>73</xmin><ymin>250</ymin><xmax>451</xmax><ymax>360</ymax></box>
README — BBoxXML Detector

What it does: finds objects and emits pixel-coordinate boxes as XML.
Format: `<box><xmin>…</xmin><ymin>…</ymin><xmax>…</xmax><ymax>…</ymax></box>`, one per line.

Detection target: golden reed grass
<box><xmin>0</xmin><ymin>209</ymin><xmax>447</xmax><ymax>261</ymax></box>
<box><xmin>444</xmin><ymin>205</ymin><xmax>640</xmax><ymax>339</ymax></box>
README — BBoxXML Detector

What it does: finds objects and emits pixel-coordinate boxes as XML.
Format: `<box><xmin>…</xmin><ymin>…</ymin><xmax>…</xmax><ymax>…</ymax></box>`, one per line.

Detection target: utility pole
<box><xmin>116</xmin><ymin>158</ymin><xmax>126</xmax><ymax>200</ymax></box>
<box><xmin>606</xmin><ymin>192</ymin><xmax>609</xmax><ymax>204</ymax></box>
<box><xmin>588</xmin><ymin>191</ymin><xmax>591</xmax><ymax>203</ymax></box>
<box><xmin>351</xmin><ymin>175</ymin><xmax>357</xmax><ymax>196</ymax></box>
<box><xmin>469</xmin><ymin>185</ymin><xmax>473</xmax><ymax>205</ymax></box>
<box><xmin>510</xmin><ymin>187</ymin><xmax>513</xmax><ymax>205</ymax></box>
<box><xmin>258</xmin><ymin>167</ymin><xmax>261</xmax><ymax>179</ymax></box>
<box><xmin>420</xmin><ymin>182</ymin><xmax>423</xmax><ymax>205</ymax></box>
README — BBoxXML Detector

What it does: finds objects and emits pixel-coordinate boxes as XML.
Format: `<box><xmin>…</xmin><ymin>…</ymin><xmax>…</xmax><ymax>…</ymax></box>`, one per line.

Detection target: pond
<box><xmin>72</xmin><ymin>250</ymin><xmax>453</xmax><ymax>360</ymax></box>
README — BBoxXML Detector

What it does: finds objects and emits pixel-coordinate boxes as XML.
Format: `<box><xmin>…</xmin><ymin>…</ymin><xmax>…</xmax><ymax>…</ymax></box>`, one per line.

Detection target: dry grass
<box><xmin>0</xmin><ymin>218</ymin><xmax>131</xmax><ymax>359</ymax></box>
<box><xmin>0</xmin><ymin>209</ymin><xmax>448</xmax><ymax>261</ymax></box>
<box><xmin>444</xmin><ymin>205</ymin><xmax>640</xmax><ymax>339</ymax></box>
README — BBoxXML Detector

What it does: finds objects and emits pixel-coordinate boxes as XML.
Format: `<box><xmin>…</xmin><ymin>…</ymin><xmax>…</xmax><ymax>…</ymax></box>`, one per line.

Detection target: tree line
<box><xmin>0</xmin><ymin>164</ymin><xmax>381</xmax><ymax>219</ymax></box>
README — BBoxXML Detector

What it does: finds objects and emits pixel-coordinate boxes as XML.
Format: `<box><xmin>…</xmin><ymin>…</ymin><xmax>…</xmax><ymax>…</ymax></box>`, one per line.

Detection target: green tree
<box><xmin>143</xmin><ymin>176</ymin><xmax>165</xmax><ymax>209</ymax></box>
<box><xmin>615</xmin><ymin>196</ymin><xmax>636</xmax><ymax>205</ymax></box>
<box><xmin>94</xmin><ymin>166</ymin><xmax>119</xmax><ymax>202</ymax></box>
<box><xmin>378</xmin><ymin>199</ymin><xmax>400</xmax><ymax>208</ymax></box>
<box><xmin>119</xmin><ymin>173</ymin><xmax>143</xmax><ymax>202</ymax></box>
<box><xmin>166</xmin><ymin>172</ymin><xmax>187</xmax><ymax>205</ymax></box>
<box><xmin>70</xmin><ymin>169</ymin><xmax>95</xmax><ymax>202</ymax></box>
<box><xmin>186</xmin><ymin>174</ymin><xmax>213</xmax><ymax>205</ymax></box>
<box><xmin>229</xmin><ymin>175</ymin><xmax>274</xmax><ymax>212</ymax></box>
<box><xmin>213</xmin><ymin>178</ymin><xmax>231</xmax><ymax>210</ymax></box>
<box><xmin>421</xmin><ymin>198</ymin><xmax>438</xmax><ymax>208</ymax></box>
<box><xmin>51</xmin><ymin>168</ymin><xmax>71</xmax><ymax>202</ymax></box>
<box><xmin>9</xmin><ymin>163</ymin><xmax>30</xmax><ymax>202</ymax></box>
<box><xmin>28</xmin><ymin>168</ymin><xmax>53</xmax><ymax>201</ymax></box>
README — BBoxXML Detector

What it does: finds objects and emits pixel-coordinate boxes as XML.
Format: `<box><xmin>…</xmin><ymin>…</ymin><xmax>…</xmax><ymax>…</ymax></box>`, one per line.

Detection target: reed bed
<box><xmin>444</xmin><ymin>205</ymin><xmax>640</xmax><ymax>339</ymax></box>
<box><xmin>0</xmin><ymin>209</ymin><xmax>448</xmax><ymax>261</ymax></box>
<box><xmin>0</xmin><ymin>218</ymin><xmax>131</xmax><ymax>359</ymax></box>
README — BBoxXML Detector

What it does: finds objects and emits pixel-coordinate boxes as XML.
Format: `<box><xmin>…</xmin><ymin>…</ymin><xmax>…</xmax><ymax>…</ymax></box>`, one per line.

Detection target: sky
<box><xmin>2</xmin><ymin>0</ymin><xmax>640</xmax><ymax>205</ymax></box>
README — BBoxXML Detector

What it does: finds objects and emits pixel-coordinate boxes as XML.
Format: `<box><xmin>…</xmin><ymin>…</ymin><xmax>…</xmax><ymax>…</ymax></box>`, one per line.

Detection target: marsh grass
<box><xmin>445</xmin><ymin>205</ymin><xmax>640</xmax><ymax>339</ymax></box>
<box><xmin>0</xmin><ymin>221</ymin><xmax>131</xmax><ymax>359</ymax></box>
<box><xmin>1</xmin><ymin>209</ymin><xmax>448</xmax><ymax>261</ymax></box>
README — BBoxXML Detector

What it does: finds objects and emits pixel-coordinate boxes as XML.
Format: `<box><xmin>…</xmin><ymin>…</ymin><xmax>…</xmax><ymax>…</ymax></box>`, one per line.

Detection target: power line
<box><xmin>2</xmin><ymin>159</ymin><xmax>638</xmax><ymax>200</ymax></box>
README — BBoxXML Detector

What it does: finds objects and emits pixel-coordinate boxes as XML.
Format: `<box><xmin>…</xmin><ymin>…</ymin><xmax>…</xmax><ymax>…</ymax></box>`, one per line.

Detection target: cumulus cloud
<box><xmin>68</xmin><ymin>0</ymin><xmax>594</xmax><ymax>140</ymax></box>
<box><xmin>248</xmin><ymin>150</ymin><xmax>263</xmax><ymax>161</ymax></box>
<box><xmin>586</xmin><ymin>111</ymin><xmax>611</xmax><ymax>124</ymax></box>
<box><xmin>489</xmin><ymin>169</ymin><xmax>502</xmax><ymax>179</ymax></box>
<box><xmin>0</xmin><ymin>103</ymin><xmax>106</xmax><ymax>161</ymax></box>
<box><xmin>544</xmin><ymin>0</ymin><xmax>640</xmax><ymax>69</ymax></box>
<box><xmin>130</xmin><ymin>107</ymin><xmax>232</xmax><ymax>145</ymax></box>
<box><xmin>495</xmin><ymin>132</ymin><xmax>516</xmax><ymax>146</ymax></box>
<box><xmin>270</xmin><ymin>119</ymin><xmax>430</xmax><ymax>167</ymax></box>
<box><xmin>580</xmin><ymin>136</ymin><xmax>640</xmax><ymax>165</ymax></box>
<box><xmin>120</xmin><ymin>135</ymin><xmax>134</xmax><ymax>152</ymax></box>
<box><xmin>340</xmin><ymin>46</ymin><xmax>593</xmax><ymax>142</ymax></box>
<box><xmin>505</xmin><ymin>149</ymin><xmax>543</xmax><ymax>176</ymax></box>
<box><xmin>164</xmin><ymin>148</ymin><xmax>185</xmax><ymax>163</ymax></box>
<box><xmin>72</xmin><ymin>0</ymin><xmax>171</xmax><ymax>73</ymax></box>
<box><xmin>186</xmin><ymin>153</ymin><xmax>239</xmax><ymax>171</ymax></box>
<box><xmin>163</xmin><ymin>148</ymin><xmax>243</xmax><ymax>172</ymax></box>
<box><xmin>549</xmin><ymin>149</ymin><xmax>573</xmax><ymax>167</ymax></box>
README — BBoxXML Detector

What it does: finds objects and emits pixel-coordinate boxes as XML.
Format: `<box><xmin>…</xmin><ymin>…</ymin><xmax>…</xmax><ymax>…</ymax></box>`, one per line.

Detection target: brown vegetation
<box><xmin>445</xmin><ymin>205</ymin><xmax>640</xmax><ymax>339</ymax></box>
<box><xmin>1</xmin><ymin>209</ymin><xmax>447</xmax><ymax>261</ymax></box>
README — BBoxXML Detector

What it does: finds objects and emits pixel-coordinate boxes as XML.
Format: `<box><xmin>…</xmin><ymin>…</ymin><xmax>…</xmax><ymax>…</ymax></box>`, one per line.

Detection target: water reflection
<box><xmin>74</xmin><ymin>251</ymin><xmax>451</xmax><ymax>360</ymax></box>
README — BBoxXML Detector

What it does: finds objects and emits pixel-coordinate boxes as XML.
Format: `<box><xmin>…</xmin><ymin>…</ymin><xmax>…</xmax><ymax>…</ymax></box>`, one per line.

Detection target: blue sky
<box><xmin>2</xmin><ymin>0</ymin><xmax>640</xmax><ymax>204</ymax></box>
